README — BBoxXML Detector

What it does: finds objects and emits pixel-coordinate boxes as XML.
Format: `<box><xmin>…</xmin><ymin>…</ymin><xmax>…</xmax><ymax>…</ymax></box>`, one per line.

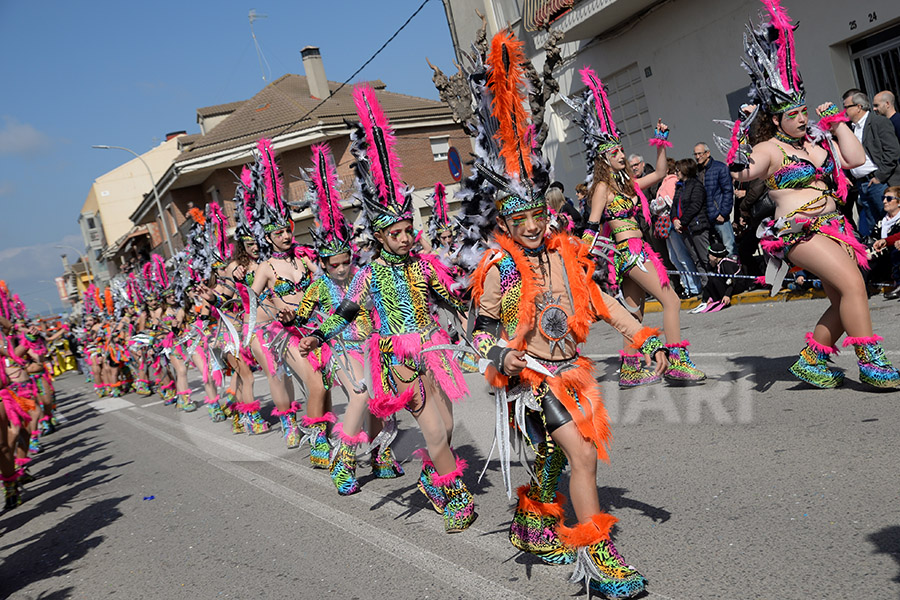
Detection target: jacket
<box><xmin>701</xmin><ymin>158</ymin><xmax>734</xmax><ymax>221</ymax></box>
<box><xmin>671</xmin><ymin>178</ymin><xmax>709</xmax><ymax>233</ymax></box>
<box><xmin>861</xmin><ymin>112</ymin><xmax>900</xmax><ymax>185</ymax></box>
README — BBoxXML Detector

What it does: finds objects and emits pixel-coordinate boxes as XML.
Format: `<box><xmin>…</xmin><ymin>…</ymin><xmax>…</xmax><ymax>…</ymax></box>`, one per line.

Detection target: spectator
<box><xmin>629</xmin><ymin>153</ymin><xmax>660</xmax><ymax>197</ymax></box>
<box><xmin>575</xmin><ymin>182</ymin><xmax>589</xmax><ymax>220</ymax></box>
<box><xmin>693</xmin><ymin>142</ymin><xmax>736</xmax><ymax>254</ymax></box>
<box><xmin>689</xmin><ymin>241</ymin><xmax>749</xmax><ymax>313</ymax></box>
<box><xmin>735</xmin><ymin>177</ymin><xmax>770</xmax><ymax>276</ymax></box>
<box><xmin>547</xmin><ymin>181</ymin><xmax>576</xmax><ymax>210</ymax></box>
<box><xmin>842</xmin><ymin>89</ymin><xmax>900</xmax><ymax>237</ymax></box>
<box><xmin>655</xmin><ymin>158</ymin><xmax>701</xmax><ymax>297</ymax></box>
<box><xmin>671</xmin><ymin>158</ymin><xmax>710</xmax><ymax>286</ymax></box>
<box><xmin>873</xmin><ymin>90</ymin><xmax>900</xmax><ymax>144</ymax></box>
<box><xmin>546</xmin><ymin>187</ymin><xmax>582</xmax><ymax>232</ymax></box>
<box><xmin>869</xmin><ymin>185</ymin><xmax>900</xmax><ymax>299</ymax></box>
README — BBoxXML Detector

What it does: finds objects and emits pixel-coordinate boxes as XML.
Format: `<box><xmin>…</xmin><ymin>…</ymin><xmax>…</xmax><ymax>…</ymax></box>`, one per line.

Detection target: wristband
<box><xmin>648</xmin><ymin>127</ymin><xmax>672</xmax><ymax>149</ymax></box>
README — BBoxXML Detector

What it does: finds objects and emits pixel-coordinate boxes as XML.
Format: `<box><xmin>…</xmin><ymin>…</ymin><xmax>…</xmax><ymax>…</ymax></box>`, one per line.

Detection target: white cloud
<box><xmin>0</xmin><ymin>116</ymin><xmax>53</xmax><ymax>156</ymax></box>
<box><xmin>0</xmin><ymin>234</ymin><xmax>85</xmax><ymax>314</ymax></box>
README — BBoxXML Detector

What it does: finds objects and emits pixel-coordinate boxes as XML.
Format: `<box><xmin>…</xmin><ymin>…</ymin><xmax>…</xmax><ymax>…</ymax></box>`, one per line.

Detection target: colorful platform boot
<box><xmin>788</xmin><ymin>332</ymin><xmax>844</xmax><ymax>388</ymax></box>
<box><xmin>300</xmin><ymin>413</ymin><xmax>335</xmax><ymax>469</ymax></box>
<box><xmin>663</xmin><ymin>340</ymin><xmax>706</xmax><ymax>383</ymax></box>
<box><xmin>28</xmin><ymin>430</ymin><xmax>42</xmax><ymax>455</ymax></box>
<box><xmin>93</xmin><ymin>383</ymin><xmax>105</xmax><ymax>398</ymax></box>
<box><xmin>843</xmin><ymin>334</ymin><xmax>900</xmax><ymax>389</ymax></box>
<box><xmin>133</xmin><ymin>379</ymin><xmax>153</xmax><ymax>396</ymax></box>
<box><xmin>220</xmin><ymin>389</ymin><xmax>237</xmax><ymax>417</ymax></box>
<box><xmin>509</xmin><ymin>442</ymin><xmax>576</xmax><ymax>565</ymax></box>
<box><xmin>160</xmin><ymin>382</ymin><xmax>176</xmax><ymax>405</ymax></box>
<box><xmin>38</xmin><ymin>416</ymin><xmax>53</xmax><ymax>436</ymax></box>
<box><xmin>175</xmin><ymin>390</ymin><xmax>197</xmax><ymax>412</ymax></box>
<box><xmin>330</xmin><ymin>424</ymin><xmax>367</xmax><ymax>496</ymax></box>
<box><xmin>15</xmin><ymin>458</ymin><xmax>34</xmax><ymax>484</ymax></box>
<box><xmin>109</xmin><ymin>382</ymin><xmax>123</xmax><ymax>398</ymax></box>
<box><xmin>559</xmin><ymin>514</ymin><xmax>646</xmax><ymax>599</ymax></box>
<box><xmin>371</xmin><ymin>444</ymin><xmax>404</xmax><ymax>479</ymax></box>
<box><xmin>433</xmin><ymin>455</ymin><xmax>476</xmax><ymax>533</ymax></box>
<box><xmin>272</xmin><ymin>402</ymin><xmax>302</xmax><ymax>449</ymax></box>
<box><xmin>230</xmin><ymin>409</ymin><xmax>247</xmax><ymax>434</ymax></box>
<box><xmin>237</xmin><ymin>400</ymin><xmax>270</xmax><ymax>435</ymax></box>
<box><xmin>413</xmin><ymin>448</ymin><xmax>447</xmax><ymax>513</ymax></box>
<box><xmin>2</xmin><ymin>470</ymin><xmax>22</xmax><ymax>510</ymax></box>
<box><xmin>618</xmin><ymin>351</ymin><xmax>662</xmax><ymax>388</ymax></box>
<box><xmin>205</xmin><ymin>395</ymin><xmax>227</xmax><ymax>422</ymax></box>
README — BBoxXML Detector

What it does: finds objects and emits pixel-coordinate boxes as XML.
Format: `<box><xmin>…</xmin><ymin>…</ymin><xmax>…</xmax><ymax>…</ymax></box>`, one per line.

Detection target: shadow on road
<box><xmin>868</xmin><ymin>525</ymin><xmax>900</xmax><ymax>587</ymax></box>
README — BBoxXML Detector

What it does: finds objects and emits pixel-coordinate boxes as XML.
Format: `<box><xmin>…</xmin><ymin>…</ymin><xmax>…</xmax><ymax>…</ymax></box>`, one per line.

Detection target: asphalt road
<box><xmin>2</xmin><ymin>295</ymin><xmax>899</xmax><ymax>600</ymax></box>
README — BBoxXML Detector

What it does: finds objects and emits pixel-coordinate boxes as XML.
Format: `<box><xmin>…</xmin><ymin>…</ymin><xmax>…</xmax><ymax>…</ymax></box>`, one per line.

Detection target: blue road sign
<box><xmin>447</xmin><ymin>146</ymin><xmax>462</xmax><ymax>182</ymax></box>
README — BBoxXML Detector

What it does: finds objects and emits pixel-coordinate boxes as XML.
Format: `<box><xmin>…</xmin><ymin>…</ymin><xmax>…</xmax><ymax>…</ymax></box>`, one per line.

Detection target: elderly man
<box><xmin>693</xmin><ymin>142</ymin><xmax>735</xmax><ymax>254</ymax></box>
<box><xmin>843</xmin><ymin>89</ymin><xmax>900</xmax><ymax>237</ymax></box>
<box><xmin>873</xmin><ymin>90</ymin><xmax>900</xmax><ymax>144</ymax></box>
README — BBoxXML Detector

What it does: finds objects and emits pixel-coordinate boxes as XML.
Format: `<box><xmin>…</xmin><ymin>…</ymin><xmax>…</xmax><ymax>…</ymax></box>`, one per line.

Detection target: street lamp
<box><xmin>56</xmin><ymin>244</ymin><xmax>94</xmax><ymax>281</ymax></box>
<box><xmin>92</xmin><ymin>144</ymin><xmax>175</xmax><ymax>258</ymax></box>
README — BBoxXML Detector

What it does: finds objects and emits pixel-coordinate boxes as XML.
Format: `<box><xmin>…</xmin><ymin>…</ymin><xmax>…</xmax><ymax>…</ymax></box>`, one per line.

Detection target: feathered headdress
<box><xmin>427</xmin><ymin>181</ymin><xmax>455</xmax><ymax>245</ymax></box>
<box><xmin>187</xmin><ymin>206</ymin><xmax>213</xmax><ymax>283</ymax></box>
<box><xmin>303</xmin><ymin>143</ymin><xmax>353</xmax><ymax>258</ymax></box>
<box><xmin>255</xmin><ymin>139</ymin><xmax>291</xmax><ymax>233</ymax></box>
<box><xmin>150</xmin><ymin>254</ymin><xmax>171</xmax><ymax>297</ymax></box>
<box><xmin>479</xmin><ymin>30</ymin><xmax>549</xmax><ymax>218</ymax></box>
<box><xmin>206</xmin><ymin>202</ymin><xmax>232</xmax><ymax>268</ymax></box>
<box><xmin>743</xmin><ymin>0</ymin><xmax>805</xmax><ymax>114</ymax></box>
<box><xmin>350</xmin><ymin>85</ymin><xmax>413</xmax><ymax>232</ymax></box>
<box><xmin>0</xmin><ymin>280</ymin><xmax>10</xmax><ymax>321</ymax></box>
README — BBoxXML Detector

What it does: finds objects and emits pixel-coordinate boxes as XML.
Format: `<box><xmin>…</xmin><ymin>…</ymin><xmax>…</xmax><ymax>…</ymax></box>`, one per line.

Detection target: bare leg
<box><xmin>250</xmin><ymin>334</ymin><xmax>293</xmax><ymax>411</ymax></box>
<box><xmin>625</xmin><ymin>261</ymin><xmax>682</xmax><ymax>343</ymax></box>
<box><xmin>549</xmin><ymin>421</ymin><xmax>601</xmax><ymax>522</ymax></box>
<box><xmin>284</xmin><ymin>347</ymin><xmax>330</xmax><ymax>418</ymax></box>
<box><xmin>335</xmin><ymin>357</ymin><xmax>370</xmax><ymax>437</ymax></box>
<box><xmin>788</xmin><ymin>235</ymin><xmax>872</xmax><ymax>341</ymax></box>
<box><xmin>190</xmin><ymin>352</ymin><xmax>218</xmax><ymax>400</ymax></box>
<box><xmin>402</xmin><ymin>366</ymin><xmax>455</xmax><ymax>476</ymax></box>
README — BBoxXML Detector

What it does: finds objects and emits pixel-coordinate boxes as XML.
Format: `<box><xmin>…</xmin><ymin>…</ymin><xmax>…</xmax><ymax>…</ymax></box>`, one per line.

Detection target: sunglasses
<box><xmin>884</xmin><ymin>195</ymin><xmax>899</xmax><ymax>202</ymax></box>
<box><xmin>843</xmin><ymin>103</ymin><xmax>859</xmax><ymax>109</ymax></box>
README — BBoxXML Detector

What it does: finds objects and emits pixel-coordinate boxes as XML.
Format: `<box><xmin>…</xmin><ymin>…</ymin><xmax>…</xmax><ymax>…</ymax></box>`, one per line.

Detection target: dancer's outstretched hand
<box><xmin>297</xmin><ymin>336</ymin><xmax>320</xmax><ymax>356</ymax></box>
<box><xmin>646</xmin><ymin>349</ymin><xmax>669</xmax><ymax>375</ymax></box>
<box><xmin>502</xmin><ymin>349</ymin><xmax>527</xmax><ymax>376</ymax></box>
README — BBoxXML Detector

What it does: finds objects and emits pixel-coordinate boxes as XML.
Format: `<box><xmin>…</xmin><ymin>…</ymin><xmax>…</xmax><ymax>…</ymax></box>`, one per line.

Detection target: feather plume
<box><xmin>105</xmin><ymin>288</ymin><xmax>114</xmax><ymax>315</ymax></box>
<box><xmin>206</xmin><ymin>202</ymin><xmax>231</xmax><ymax>262</ymax></box>
<box><xmin>310</xmin><ymin>143</ymin><xmax>345</xmax><ymax>238</ymax></box>
<box><xmin>352</xmin><ymin>85</ymin><xmax>404</xmax><ymax>207</ymax></box>
<box><xmin>151</xmin><ymin>254</ymin><xmax>168</xmax><ymax>288</ymax></box>
<box><xmin>433</xmin><ymin>181</ymin><xmax>448</xmax><ymax>224</ymax></box>
<box><xmin>761</xmin><ymin>0</ymin><xmax>800</xmax><ymax>91</ymax></box>
<box><xmin>486</xmin><ymin>31</ymin><xmax>532</xmax><ymax>182</ymax></box>
<box><xmin>257</xmin><ymin>138</ymin><xmax>284</xmax><ymax>214</ymax></box>
<box><xmin>187</xmin><ymin>207</ymin><xmax>206</xmax><ymax>226</ymax></box>
<box><xmin>580</xmin><ymin>66</ymin><xmax>617</xmax><ymax>139</ymax></box>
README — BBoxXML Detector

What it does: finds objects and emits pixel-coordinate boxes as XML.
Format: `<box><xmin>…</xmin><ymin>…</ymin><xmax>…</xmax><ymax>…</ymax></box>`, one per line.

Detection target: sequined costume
<box><xmin>311</xmin><ymin>249</ymin><xmax>468</xmax><ymax>418</ymax></box>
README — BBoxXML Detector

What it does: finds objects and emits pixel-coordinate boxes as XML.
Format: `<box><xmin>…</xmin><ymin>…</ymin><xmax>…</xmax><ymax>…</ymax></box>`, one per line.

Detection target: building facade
<box><xmin>443</xmin><ymin>0</ymin><xmax>900</xmax><ymax>191</ymax></box>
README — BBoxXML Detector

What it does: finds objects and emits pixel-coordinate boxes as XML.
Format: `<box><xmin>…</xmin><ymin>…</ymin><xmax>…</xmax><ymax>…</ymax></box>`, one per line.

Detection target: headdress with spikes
<box><xmin>242</xmin><ymin>139</ymin><xmax>293</xmax><ymax>260</ymax></box>
<box><xmin>744</xmin><ymin>0</ymin><xmax>805</xmax><ymax>114</ymax></box>
<box><xmin>426</xmin><ymin>181</ymin><xmax>455</xmax><ymax>245</ymax></box>
<box><xmin>303</xmin><ymin>143</ymin><xmax>353</xmax><ymax>258</ymax></box>
<box><xmin>186</xmin><ymin>207</ymin><xmax>213</xmax><ymax>283</ymax></box>
<box><xmin>350</xmin><ymin>85</ymin><xmax>414</xmax><ymax>232</ymax></box>
<box><xmin>233</xmin><ymin>166</ymin><xmax>257</xmax><ymax>243</ymax></box>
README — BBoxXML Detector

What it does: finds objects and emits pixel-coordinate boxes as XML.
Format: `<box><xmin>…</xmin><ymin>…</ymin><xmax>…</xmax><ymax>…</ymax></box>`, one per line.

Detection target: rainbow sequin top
<box><xmin>765</xmin><ymin>145</ymin><xmax>836</xmax><ymax>191</ymax></box>
<box><xmin>298</xmin><ymin>273</ymin><xmax>372</xmax><ymax>343</ymax></box>
<box><xmin>603</xmin><ymin>191</ymin><xmax>639</xmax><ymax>221</ymax></box>
<box><xmin>315</xmin><ymin>253</ymin><xmax>464</xmax><ymax>341</ymax></box>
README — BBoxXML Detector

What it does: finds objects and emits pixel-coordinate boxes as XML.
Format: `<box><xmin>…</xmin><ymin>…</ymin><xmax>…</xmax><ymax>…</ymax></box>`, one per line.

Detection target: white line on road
<box><xmin>87</xmin><ymin>397</ymin><xmax>135</xmax><ymax>413</ymax></box>
<box><xmin>139</xmin><ymin>399</ymin><xmax>165</xmax><ymax>408</ymax></box>
<box><xmin>116</xmin><ymin>411</ymin><xmax>531</xmax><ymax>600</ymax></box>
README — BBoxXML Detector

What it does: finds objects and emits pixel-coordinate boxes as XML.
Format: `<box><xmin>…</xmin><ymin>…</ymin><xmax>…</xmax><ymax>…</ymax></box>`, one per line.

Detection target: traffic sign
<box><xmin>447</xmin><ymin>146</ymin><xmax>462</xmax><ymax>182</ymax></box>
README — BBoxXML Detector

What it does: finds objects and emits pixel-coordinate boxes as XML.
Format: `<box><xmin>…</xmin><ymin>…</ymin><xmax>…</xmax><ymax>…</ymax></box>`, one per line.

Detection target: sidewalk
<box><xmin>643</xmin><ymin>286</ymin><xmax>828</xmax><ymax>313</ymax></box>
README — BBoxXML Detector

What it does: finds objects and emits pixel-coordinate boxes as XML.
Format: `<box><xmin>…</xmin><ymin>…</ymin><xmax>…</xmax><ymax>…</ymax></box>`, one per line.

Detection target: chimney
<box><xmin>301</xmin><ymin>46</ymin><xmax>329</xmax><ymax>100</ymax></box>
<box><xmin>165</xmin><ymin>130</ymin><xmax>187</xmax><ymax>141</ymax></box>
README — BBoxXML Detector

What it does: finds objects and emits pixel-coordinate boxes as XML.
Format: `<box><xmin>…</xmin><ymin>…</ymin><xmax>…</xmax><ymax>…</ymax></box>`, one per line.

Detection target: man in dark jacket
<box><xmin>843</xmin><ymin>89</ymin><xmax>900</xmax><ymax>237</ymax></box>
<box><xmin>694</xmin><ymin>142</ymin><xmax>735</xmax><ymax>255</ymax></box>
<box><xmin>671</xmin><ymin>158</ymin><xmax>710</xmax><ymax>283</ymax></box>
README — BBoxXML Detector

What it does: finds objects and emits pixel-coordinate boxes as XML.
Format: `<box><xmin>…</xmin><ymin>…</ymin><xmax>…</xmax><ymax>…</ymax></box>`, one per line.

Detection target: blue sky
<box><xmin>0</xmin><ymin>0</ymin><xmax>457</xmax><ymax>315</ymax></box>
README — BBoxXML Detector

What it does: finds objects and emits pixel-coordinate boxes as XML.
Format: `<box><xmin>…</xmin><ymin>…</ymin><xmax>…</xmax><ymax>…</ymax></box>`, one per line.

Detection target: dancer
<box><xmin>299</xmin><ymin>85</ymin><xmax>474</xmax><ymax>533</ymax></box>
<box><xmin>715</xmin><ymin>0</ymin><xmax>899</xmax><ymax>388</ymax></box>
<box><xmin>297</xmin><ymin>143</ymin><xmax>403</xmax><ymax>496</ymax></box>
<box><xmin>572</xmin><ymin>67</ymin><xmax>706</xmax><ymax>388</ymax></box>
<box><xmin>448</xmin><ymin>30</ymin><xmax>666</xmax><ymax>598</ymax></box>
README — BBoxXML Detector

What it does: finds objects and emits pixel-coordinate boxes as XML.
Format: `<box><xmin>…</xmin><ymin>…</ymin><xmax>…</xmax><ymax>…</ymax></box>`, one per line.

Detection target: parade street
<box><xmin>2</xmin><ymin>296</ymin><xmax>899</xmax><ymax>600</ymax></box>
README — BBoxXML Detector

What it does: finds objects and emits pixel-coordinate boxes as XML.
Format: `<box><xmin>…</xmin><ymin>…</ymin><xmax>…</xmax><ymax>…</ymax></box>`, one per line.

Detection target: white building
<box><xmin>442</xmin><ymin>0</ymin><xmax>900</xmax><ymax>190</ymax></box>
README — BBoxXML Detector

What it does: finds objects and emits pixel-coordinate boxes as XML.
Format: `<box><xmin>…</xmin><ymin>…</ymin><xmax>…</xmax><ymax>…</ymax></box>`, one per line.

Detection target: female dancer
<box><xmin>297</xmin><ymin>143</ymin><xmax>402</xmax><ymax>496</ymax></box>
<box><xmin>718</xmin><ymin>0</ymin><xmax>899</xmax><ymax>388</ymax></box>
<box><xmin>243</xmin><ymin>141</ymin><xmax>331</xmax><ymax>457</ymax></box>
<box><xmin>573</xmin><ymin>67</ymin><xmax>706</xmax><ymax>388</ymax></box>
<box><xmin>299</xmin><ymin>85</ymin><xmax>474</xmax><ymax>533</ymax></box>
<box><xmin>445</xmin><ymin>30</ymin><xmax>667</xmax><ymax>597</ymax></box>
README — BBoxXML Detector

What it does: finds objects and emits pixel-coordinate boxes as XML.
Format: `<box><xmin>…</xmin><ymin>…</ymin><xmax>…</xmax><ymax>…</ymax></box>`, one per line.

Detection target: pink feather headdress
<box><xmin>307</xmin><ymin>143</ymin><xmax>352</xmax><ymax>258</ymax></box>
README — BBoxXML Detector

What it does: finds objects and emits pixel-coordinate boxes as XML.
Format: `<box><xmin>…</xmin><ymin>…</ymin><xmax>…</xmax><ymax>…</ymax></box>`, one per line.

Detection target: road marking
<box><xmin>129</xmin><ymin>408</ymin><xmax>516</xmax><ymax>559</ymax></box>
<box><xmin>117</xmin><ymin>411</ymin><xmax>531</xmax><ymax>600</ymax></box>
<box><xmin>139</xmin><ymin>399</ymin><xmax>165</xmax><ymax>408</ymax></box>
<box><xmin>87</xmin><ymin>397</ymin><xmax>135</xmax><ymax>413</ymax></box>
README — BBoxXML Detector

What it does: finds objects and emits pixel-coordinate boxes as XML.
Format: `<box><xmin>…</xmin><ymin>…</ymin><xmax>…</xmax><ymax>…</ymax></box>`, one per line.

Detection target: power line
<box><xmin>272</xmin><ymin>0</ymin><xmax>433</xmax><ymax>139</ymax></box>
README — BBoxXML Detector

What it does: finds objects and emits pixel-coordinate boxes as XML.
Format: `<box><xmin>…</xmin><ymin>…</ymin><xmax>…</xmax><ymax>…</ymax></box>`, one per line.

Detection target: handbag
<box><xmin>653</xmin><ymin>213</ymin><xmax>672</xmax><ymax>239</ymax></box>
<box><xmin>749</xmin><ymin>191</ymin><xmax>775</xmax><ymax>222</ymax></box>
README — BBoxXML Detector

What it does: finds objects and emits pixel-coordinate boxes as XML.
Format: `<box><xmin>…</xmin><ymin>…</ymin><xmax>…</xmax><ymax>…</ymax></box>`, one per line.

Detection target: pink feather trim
<box><xmin>625</xmin><ymin>238</ymin><xmax>670</xmax><ymax>288</ymax></box>
<box><xmin>353</xmin><ymin>85</ymin><xmax>404</xmax><ymax>207</ymax></box>
<box><xmin>648</xmin><ymin>138</ymin><xmax>672</xmax><ymax>149</ymax></box>
<box><xmin>842</xmin><ymin>334</ymin><xmax>883</xmax><ymax>347</ymax></box>
<box><xmin>726</xmin><ymin>120</ymin><xmax>743</xmax><ymax>165</ymax></box>
<box><xmin>257</xmin><ymin>138</ymin><xmax>284</xmax><ymax>214</ymax></box>
<box><xmin>754</xmin><ymin>275</ymin><xmax>768</xmax><ymax>286</ymax></box>
<box><xmin>759</xmin><ymin>238</ymin><xmax>785</xmax><ymax>255</ymax></box>
<box><xmin>431</xmin><ymin>455</ymin><xmax>468</xmax><ymax>487</ymax></box>
<box><xmin>203</xmin><ymin>395</ymin><xmax>220</xmax><ymax>405</ymax></box>
<box><xmin>270</xmin><ymin>401</ymin><xmax>301</xmax><ymax>417</ymax></box>
<box><xmin>412</xmin><ymin>447</ymin><xmax>433</xmax><ymax>466</ymax></box>
<box><xmin>762</xmin><ymin>0</ymin><xmax>800</xmax><ymax>91</ymax></box>
<box><xmin>333</xmin><ymin>422</ymin><xmax>370</xmax><ymax>445</ymax></box>
<box><xmin>370</xmin><ymin>386</ymin><xmax>415</xmax><ymax>419</ymax></box>
<box><xmin>310</xmin><ymin>143</ymin><xmax>348</xmax><ymax>242</ymax></box>
<box><xmin>665</xmin><ymin>340</ymin><xmax>690</xmax><ymax>349</ymax></box>
<box><xmin>818</xmin><ymin>110</ymin><xmax>849</xmax><ymax>131</ymax></box>
<box><xmin>301</xmin><ymin>412</ymin><xmax>336</xmax><ymax>426</ymax></box>
<box><xmin>14</xmin><ymin>456</ymin><xmax>31</xmax><ymax>467</ymax></box>
<box><xmin>0</xmin><ymin>390</ymin><xmax>30</xmax><ymax>429</ymax></box>
<box><xmin>818</xmin><ymin>221</ymin><xmax>869</xmax><ymax>270</ymax></box>
<box><xmin>242</xmin><ymin>400</ymin><xmax>262</xmax><ymax>413</ymax></box>
<box><xmin>805</xmin><ymin>332</ymin><xmax>838</xmax><ymax>355</ymax></box>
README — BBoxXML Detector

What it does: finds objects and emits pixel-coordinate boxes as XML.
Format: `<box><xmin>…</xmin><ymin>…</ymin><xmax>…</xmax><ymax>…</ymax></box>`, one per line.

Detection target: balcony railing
<box><xmin>524</xmin><ymin>0</ymin><xmax>574</xmax><ymax>31</ymax></box>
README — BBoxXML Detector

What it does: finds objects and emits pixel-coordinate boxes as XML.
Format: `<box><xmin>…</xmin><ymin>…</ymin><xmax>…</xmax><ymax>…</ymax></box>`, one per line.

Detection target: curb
<box><xmin>643</xmin><ymin>287</ymin><xmax>829</xmax><ymax>313</ymax></box>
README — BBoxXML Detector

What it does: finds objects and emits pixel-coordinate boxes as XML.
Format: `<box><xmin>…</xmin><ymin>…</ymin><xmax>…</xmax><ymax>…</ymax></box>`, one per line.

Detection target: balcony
<box><xmin>534</xmin><ymin>0</ymin><xmax>661</xmax><ymax>45</ymax></box>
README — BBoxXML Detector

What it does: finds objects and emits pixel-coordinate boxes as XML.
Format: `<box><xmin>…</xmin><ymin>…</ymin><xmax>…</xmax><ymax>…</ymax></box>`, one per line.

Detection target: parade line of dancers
<box><xmin>3</xmin><ymin>3</ymin><xmax>899</xmax><ymax>597</ymax></box>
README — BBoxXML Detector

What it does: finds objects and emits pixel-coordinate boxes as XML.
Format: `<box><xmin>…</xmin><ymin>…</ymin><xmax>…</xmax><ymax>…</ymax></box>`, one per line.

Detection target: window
<box><xmin>494</xmin><ymin>0</ymin><xmax>522</xmax><ymax>27</ymax></box>
<box><xmin>849</xmin><ymin>22</ymin><xmax>900</xmax><ymax>97</ymax></box>
<box><xmin>86</xmin><ymin>217</ymin><xmax>95</xmax><ymax>229</ymax></box>
<box><xmin>430</xmin><ymin>136</ymin><xmax>450</xmax><ymax>162</ymax></box>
